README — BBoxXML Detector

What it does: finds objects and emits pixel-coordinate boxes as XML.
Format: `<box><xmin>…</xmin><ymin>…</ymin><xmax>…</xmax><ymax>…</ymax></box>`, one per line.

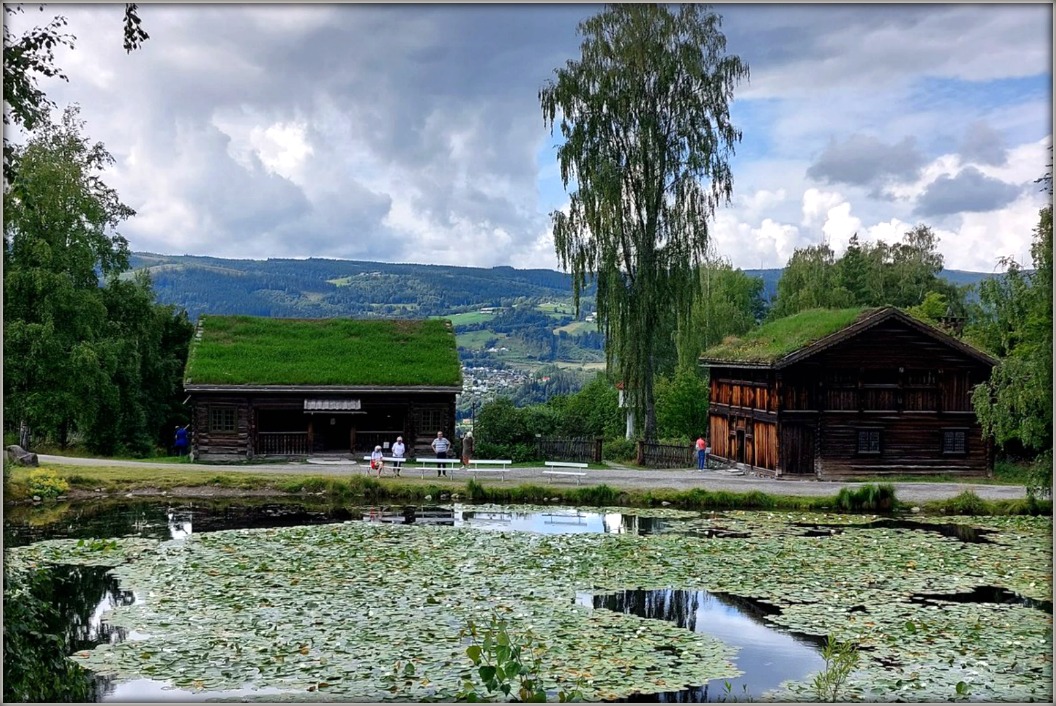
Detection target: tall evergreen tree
<box><xmin>539</xmin><ymin>3</ymin><xmax>749</xmax><ymax>440</ymax></box>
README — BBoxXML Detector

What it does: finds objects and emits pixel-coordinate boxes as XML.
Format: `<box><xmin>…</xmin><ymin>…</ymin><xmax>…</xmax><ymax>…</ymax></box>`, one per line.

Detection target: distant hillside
<box><xmin>132</xmin><ymin>253</ymin><xmax>996</xmax><ymax>319</ymax></box>
<box><xmin>130</xmin><ymin>253</ymin><xmax>594</xmax><ymax>322</ymax></box>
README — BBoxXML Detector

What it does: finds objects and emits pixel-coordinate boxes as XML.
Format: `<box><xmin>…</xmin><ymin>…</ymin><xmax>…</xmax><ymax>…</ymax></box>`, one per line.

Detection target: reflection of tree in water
<box><xmin>46</xmin><ymin>564</ymin><xmax>136</xmax><ymax>650</ymax></box>
<box><xmin>3</xmin><ymin>563</ymin><xmax>136</xmax><ymax>702</ymax></box>
<box><xmin>594</xmin><ymin>589</ymin><xmax>700</xmax><ymax>632</ymax></box>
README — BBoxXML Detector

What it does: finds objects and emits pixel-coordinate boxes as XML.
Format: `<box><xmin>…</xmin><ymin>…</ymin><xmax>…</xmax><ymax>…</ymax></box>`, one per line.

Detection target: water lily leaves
<box><xmin>5</xmin><ymin>509</ymin><xmax>1051</xmax><ymax>702</ymax></box>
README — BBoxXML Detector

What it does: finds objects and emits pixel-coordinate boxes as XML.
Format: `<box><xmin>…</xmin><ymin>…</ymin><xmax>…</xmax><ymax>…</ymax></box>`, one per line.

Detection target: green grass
<box><xmin>184</xmin><ymin>316</ymin><xmax>461</xmax><ymax>386</ymax></box>
<box><xmin>9</xmin><ymin>463</ymin><xmax>1049</xmax><ymax>517</ymax></box>
<box><xmin>701</xmin><ymin>307</ymin><xmax>870</xmax><ymax>364</ymax></box>
<box><xmin>436</xmin><ymin>311</ymin><xmax>497</xmax><ymax>326</ymax></box>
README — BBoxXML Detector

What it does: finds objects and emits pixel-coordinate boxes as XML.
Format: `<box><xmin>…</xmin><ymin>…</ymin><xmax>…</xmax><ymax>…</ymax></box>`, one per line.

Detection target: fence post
<box><xmin>636</xmin><ymin>439</ymin><xmax>644</xmax><ymax>466</ymax></box>
<box><xmin>593</xmin><ymin>436</ymin><xmax>603</xmax><ymax>464</ymax></box>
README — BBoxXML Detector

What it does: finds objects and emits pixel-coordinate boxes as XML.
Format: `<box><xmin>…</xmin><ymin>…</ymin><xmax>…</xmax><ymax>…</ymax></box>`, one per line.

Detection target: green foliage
<box><xmin>25</xmin><ymin>468</ymin><xmax>69</xmax><ymax>498</ymax></box>
<box><xmin>2</xmin><ymin>568</ymin><xmax>96</xmax><ymax>702</ymax></box>
<box><xmin>771</xmin><ymin>226</ymin><xmax>959</xmax><ymax>319</ymax></box>
<box><xmin>602</xmin><ymin>437</ymin><xmax>637</xmax><ymax>463</ymax></box>
<box><xmin>940</xmin><ymin>490</ymin><xmax>990</xmax><ymax>516</ymax></box>
<box><xmin>811</xmin><ymin>635</ymin><xmax>861</xmax><ymax>702</ymax></box>
<box><xmin>654</xmin><ymin>366</ymin><xmax>710</xmax><ymax>441</ymax></box>
<box><xmin>185</xmin><ymin>316</ymin><xmax>461</xmax><ymax>386</ymax></box>
<box><xmin>540</xmin><ymin>4</ymin><xmax>749</xmax><ymax>440</ymax></box>
<box><xmin>702</xmin><ymin>307</ymin><xmax>866</xmax><ymax>363</ymax></box>
<box><xmin>677</xmin><ymin>259</ymin><xmax>765</xmax><ymax>368</ymax></box>
<box><xmin>4</xmin><ymin>106</ymin><xmax>190</xmax><ymax>455</ymax></box>
<box><xmin>455</xmin><ymin>613</ymin><xmax>585</xmax><ymax>702</ymax></box>
<box><xmin>970</xmin><ymin>206</ymin><xmax>1053</xmax><ymax>466</ymax></box>
<box><xmin>834</xmin><ymin>483</ymin><xmax>896</xmax><ymax>513</ymax></box>
<box><xmin>547</xmin><ymin>373</ymin><xmax>622</xmax><ymax>439</ymax></box>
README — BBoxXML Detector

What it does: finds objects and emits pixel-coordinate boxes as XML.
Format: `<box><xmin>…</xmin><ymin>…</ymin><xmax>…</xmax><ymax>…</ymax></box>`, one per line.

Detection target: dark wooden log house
<box><xmin>699</xmin><ymin>307</ymin><xmax>997</xmax><ymax>478</ymax></box>
<box><xmin>183</xmin><ymin>316</ymin><xmax>462</xmax><ymax>462</ymax></box>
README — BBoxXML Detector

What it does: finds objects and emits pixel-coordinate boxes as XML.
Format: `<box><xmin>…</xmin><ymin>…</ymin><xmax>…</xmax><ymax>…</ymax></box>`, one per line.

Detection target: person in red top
<box><xmin>695</xmin><ymin>435</ymin><xmax>709</xmax><ymax>471</ymax></box>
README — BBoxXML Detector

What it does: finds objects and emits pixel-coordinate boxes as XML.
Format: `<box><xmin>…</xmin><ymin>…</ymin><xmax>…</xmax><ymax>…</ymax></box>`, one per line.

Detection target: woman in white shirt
<box><xmin>370</xmin><ymin>445</ymin><xmax>385</xmax><ymax>477</ymax></box>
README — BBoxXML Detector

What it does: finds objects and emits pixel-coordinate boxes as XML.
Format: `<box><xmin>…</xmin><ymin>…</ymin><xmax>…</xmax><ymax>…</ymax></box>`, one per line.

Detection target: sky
<box><xmin>7</xmin><ymin>2</ymin><xmax>1053</xmax><ymax>273</ymax></box>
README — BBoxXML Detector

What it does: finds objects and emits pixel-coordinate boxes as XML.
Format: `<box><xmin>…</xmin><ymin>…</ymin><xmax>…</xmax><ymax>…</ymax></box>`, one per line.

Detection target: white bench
<box><xmin>466</xmin><ymin>459</ymin><xmax>513</xmax><ymax>481</ymax></box>
<box><xmin>542</xmin><ymin>461</ymin><xmax>589</xmax><ymax>484</ymax></box>
<box><xmin>412</xmin><ymin>457</ymin><xmax>460</xmax><ymax>479</ymax></box>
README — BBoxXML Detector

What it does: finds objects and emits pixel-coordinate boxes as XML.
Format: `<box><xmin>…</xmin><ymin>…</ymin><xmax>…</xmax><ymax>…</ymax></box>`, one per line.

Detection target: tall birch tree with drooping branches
<box><xmin>539</xmin><ymin>3</ymin><xmax>749</xmax><ymax>439</ymax></box>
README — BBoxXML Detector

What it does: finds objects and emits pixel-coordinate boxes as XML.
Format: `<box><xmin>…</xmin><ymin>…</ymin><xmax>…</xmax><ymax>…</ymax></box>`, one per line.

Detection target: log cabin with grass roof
<box><xmin>183</xmin><ymin>316</ymin><xmax>462</xmax><ymax>462</ymax></box>
<box><xmin>699</xmin><ymin>306</ymin><xmax>997</xmax><ymax>479</ymax></box>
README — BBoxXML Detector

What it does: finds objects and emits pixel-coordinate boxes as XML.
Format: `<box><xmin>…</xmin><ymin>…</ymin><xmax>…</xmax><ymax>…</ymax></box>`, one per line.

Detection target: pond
<box><xmin>4</xmin><ymin>499</ymin><xmax>1052</xmax><ymax>702</ymax></box>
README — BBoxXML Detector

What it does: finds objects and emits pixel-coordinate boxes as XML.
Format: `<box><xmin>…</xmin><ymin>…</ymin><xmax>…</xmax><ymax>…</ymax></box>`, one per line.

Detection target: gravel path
<box><xmin>37</xmin><ymin>454</ymin><xmax>1027</xmax><ymax>503</ymax></box>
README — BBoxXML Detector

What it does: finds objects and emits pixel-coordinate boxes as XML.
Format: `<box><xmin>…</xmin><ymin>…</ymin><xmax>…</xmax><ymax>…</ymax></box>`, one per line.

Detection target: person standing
<box><xmin>174</xmin><ymin>425</ymin><xmax>189</xmax><ymax>457</ymax></box>
<box><xmin>695</xmin><ymin>435</ymin><xmax>708</xmax><ymax>471</ymax></box>
<box><xmin>431</xmin><ymin>430</ymin><xmax>451</xmax><ymax>477</ymax></box>
<box><xmin>460</xmin><ymin>431</ymin><xmax>474</xmax><ymax>469</ymax></box>
<box><xmin>391</xmin><ymin>436</ymin><xmax>406</xmax><ymax>477</ymax></box>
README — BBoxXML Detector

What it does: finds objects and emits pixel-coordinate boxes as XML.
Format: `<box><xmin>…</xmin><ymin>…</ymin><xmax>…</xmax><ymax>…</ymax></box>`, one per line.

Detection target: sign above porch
<box><xmin>304</xmin><ymin>398</ymin><xmax>362</xmax><ymax>412</ymax></box>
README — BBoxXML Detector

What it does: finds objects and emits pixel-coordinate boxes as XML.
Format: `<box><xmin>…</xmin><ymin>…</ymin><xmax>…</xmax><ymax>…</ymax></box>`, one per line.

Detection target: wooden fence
<box><xmin>536</xmin><ymin>436</ymin><xmax>602</xmax><ymax>464</ymax></box>
<box><xmin>637</xmin><ymin>440</ymin><xmax>694</xmax><ymax>469</ymax></box>
<box><xmin>257</xmin><ymin>432</ymin><xmax>310</xmax><ymax>456</ymax></box>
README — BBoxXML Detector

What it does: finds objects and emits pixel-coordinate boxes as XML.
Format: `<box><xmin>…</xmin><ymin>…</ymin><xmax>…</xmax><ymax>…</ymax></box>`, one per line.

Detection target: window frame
<box><xmin>941</xmin><ymin>428</ymin><xmax>969</xmax><ymax>456</ymax></box>
<box><xmin>209</xmin><ymin>406</ymin><xmax>237</xmax><ymax>434</ymax></box>
<box><xmin>855</xmin><ymin>428</ymin><xmax>882</xmax><ymax>456</ymax></box>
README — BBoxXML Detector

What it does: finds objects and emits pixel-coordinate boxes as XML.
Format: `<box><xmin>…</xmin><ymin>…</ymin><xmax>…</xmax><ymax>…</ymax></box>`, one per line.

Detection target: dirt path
<box><xmin>36</xmin><ymin>454</ymin><xmax>1027</xmax><ymax>504</ymax></box>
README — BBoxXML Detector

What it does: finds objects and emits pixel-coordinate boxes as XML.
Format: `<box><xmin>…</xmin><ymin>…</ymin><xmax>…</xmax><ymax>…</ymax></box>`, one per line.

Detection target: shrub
<box><xmin>835</xmin><ymin>483</ymin><xmax>897</xmax><ymax>513</ymax></box>
<box><xmin>26</xmin><ymin>469</ymin><xmax>69</xmax><ymax>498</ymax></box>
<box><xmin>944</xmin><ymin>490</ymin><xmax>990</xmax><ymax>516</ymax></box>
<box><xmin>602</xmin><ymin>437</ymin><xmax>636</xmax><ymax>463</ymax></box>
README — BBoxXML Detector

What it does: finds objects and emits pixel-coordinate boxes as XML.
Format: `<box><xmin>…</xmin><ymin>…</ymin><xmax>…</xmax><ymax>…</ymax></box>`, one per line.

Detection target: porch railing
<box><xmin>257</xmin><ymin>432</ymin><xmax>310</xmax><ymax>456</ymax></box>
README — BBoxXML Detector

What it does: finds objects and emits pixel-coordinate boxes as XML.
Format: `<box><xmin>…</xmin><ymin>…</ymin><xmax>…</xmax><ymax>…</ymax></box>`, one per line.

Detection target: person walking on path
<box><xmin>431</xmin><ymin>431</ymin><xmax>451</xmax><ymax>476</ymax></box>
<box><xmin>695</xmin><ymin>435</ymin><xmax>708</xmax><ymax>471</ymax></box>
<box><xmin>391</xmin><ymin>436</ymin><xmax>406</xmax><ymax>477</ymax></box>
<box><xmin>460</xmin><ymin>431</ymin><xmax>474</xmax><ymax>469</ymax></box>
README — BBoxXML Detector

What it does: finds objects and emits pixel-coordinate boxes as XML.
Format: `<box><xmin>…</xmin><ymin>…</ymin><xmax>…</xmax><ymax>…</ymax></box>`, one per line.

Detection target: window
<box><xmin>209</xmin><ymin>407</ymin><xmax>237</xmax><ymax>433</ymax></box>
<box><xmin>942</xmin><ymin>429</ymin><xmax>968</xmax><ymax>455</ymax></box>
<box><xmin>414</xmin><ymin>407</ymin><xmax>444</xmax><ymax>435</ymax></box>
<box><xmin>856</xmin><ymin>429</ymin><xmax>881</xmax><ymax>455</ymax></box>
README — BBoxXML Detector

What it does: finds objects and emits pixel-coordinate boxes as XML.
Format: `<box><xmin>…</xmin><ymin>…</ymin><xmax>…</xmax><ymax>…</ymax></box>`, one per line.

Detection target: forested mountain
<box><xmin>131</xmin><ymin>252</ymin><xmax>993</xmax><ymax>320</ymax></box>
<box><xmin>129</xmin><ymin>253</ymin><xmax>593</xmax><ymax>321</ymax></box>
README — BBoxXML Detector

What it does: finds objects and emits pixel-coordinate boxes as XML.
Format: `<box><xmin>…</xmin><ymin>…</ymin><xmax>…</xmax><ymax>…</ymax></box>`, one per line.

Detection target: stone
<box><xmin>424</xmin><ymin>494</ymin><xmax>432</xmax><ymax>501</ymax></box>
<box><xmin>440</xmin><ymin>494</ymin><xmax>450</xmax><ymax>500</ymax></box>
<box><xmin>661</xmin><ymin>501</ymin><xmax>671</xmax><ymax>506</ymax></box>
<box><xmin>911</xmin><ymin>506</ymin><xmax>921</xmax><ymax>514</ymax></box>
<box><xmin>5</xmin><ymin>445</ymin><xmax>38</xmax><ymax>467</ymax></box>
<box><xmin>32</xmin><ymin>495</ymin><xmax>41</xmax><ymax>502</ymax></box>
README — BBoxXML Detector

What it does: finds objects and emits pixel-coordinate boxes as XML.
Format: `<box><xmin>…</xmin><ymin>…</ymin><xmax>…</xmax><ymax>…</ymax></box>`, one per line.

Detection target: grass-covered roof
<box><xmin>700</xmin><ymin>307</ymin><xmax>873</xmax><ymax>365</ymax></box>
<box><xmin>185</xmin><ymin>316</ymin><xmax>462</xmax><ymax>387</ymax></box>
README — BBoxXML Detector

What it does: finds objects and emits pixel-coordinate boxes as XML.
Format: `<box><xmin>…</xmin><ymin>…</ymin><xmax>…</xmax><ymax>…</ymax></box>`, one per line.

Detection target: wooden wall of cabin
<box><xmin>191</xmin><ymin>392</ymin><xmax>457</xmax><ymax>461</ymax></box>
<box><xmin>191</xmin><ymin>395</ymin><xmax>252</xmax><ymax>462</ymax></box>
<box><xmin>707</xmin><ymin>368</ymin><xmax>778</xmax><ymax>471</ymax></box>
<box><xmin>816</xmin><ymin>413</ymin><xmax>989</xmax><ymax>477</ymax></box>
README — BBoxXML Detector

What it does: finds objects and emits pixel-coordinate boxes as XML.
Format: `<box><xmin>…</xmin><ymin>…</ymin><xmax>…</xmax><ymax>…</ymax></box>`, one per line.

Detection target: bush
<box><xmin>834</xmin><ymin>483</ymin><xmax>896</xmax><ymax>513</ymax></box>
<box><xmin>602</xmin><ymin>437</ymin><xmax>636</xmax><ymax>463</ymax></box>
<box><xmin>26</xmin><ymin>469</ymin><xmax>69</xmax><ymax>498</ymax></box>
<box><xmin>943</xmin><ymin>490</ymin><xmax>990</xmax><ymax>515</ymax></box>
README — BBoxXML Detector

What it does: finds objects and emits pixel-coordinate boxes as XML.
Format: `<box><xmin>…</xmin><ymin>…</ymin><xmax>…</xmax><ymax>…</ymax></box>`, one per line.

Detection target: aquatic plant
<box><xmin>810</xmin><ymin>636</ymin><xmax>860</xmax><ymax>702</ymax></box>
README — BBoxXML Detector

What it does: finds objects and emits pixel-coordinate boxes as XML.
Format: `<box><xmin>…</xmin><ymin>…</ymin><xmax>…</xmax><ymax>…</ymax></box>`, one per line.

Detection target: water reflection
<box><xmin>794</xmin><ymin>518</ymin><xmax>994</xmax><ymax>543</ymax></box>
<box><xmin>579</xmin><ymin>588</ymin><xmax>826</xmax><ymax>702</ymax></box>
<box><xmin>911</xmin><ymin>585</ymin><xmax>1053</xmax><ymax>613</ymax></box>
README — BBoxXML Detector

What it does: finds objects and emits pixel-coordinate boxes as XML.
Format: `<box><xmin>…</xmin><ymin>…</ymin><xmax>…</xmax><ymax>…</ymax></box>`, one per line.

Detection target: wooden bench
<box><xmin>466</xmin><ymin>459</ymin><xmax>513</xmax><ymax>481</ymax></box>
<box><xmin>542</xmin><ymin>461</ymin><xmax>589</xmax><ymax>484</ymax></box>
<box><xmin>412</xmin><ymin>457</ymin><xmax>460</xmax><ymax>479</ymax></box>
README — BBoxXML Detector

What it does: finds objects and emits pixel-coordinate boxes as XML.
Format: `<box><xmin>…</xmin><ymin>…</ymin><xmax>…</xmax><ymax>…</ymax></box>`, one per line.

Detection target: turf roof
<box><xmin>184</xmin><ymin>316</ymin><xmax>462</xmax><ymax>387</ymax></box>
<box><xmin>700</xmin><ymin>307</ymin><xmax>873</xmax><ymax>365</ymax></box>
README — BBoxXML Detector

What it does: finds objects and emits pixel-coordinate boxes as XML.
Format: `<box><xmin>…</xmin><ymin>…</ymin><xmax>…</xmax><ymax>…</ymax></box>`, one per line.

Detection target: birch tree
<box><xmin>540</xmin><ymin>3</ymin><xmax>748</xmax><ymax>439</ymax></box>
